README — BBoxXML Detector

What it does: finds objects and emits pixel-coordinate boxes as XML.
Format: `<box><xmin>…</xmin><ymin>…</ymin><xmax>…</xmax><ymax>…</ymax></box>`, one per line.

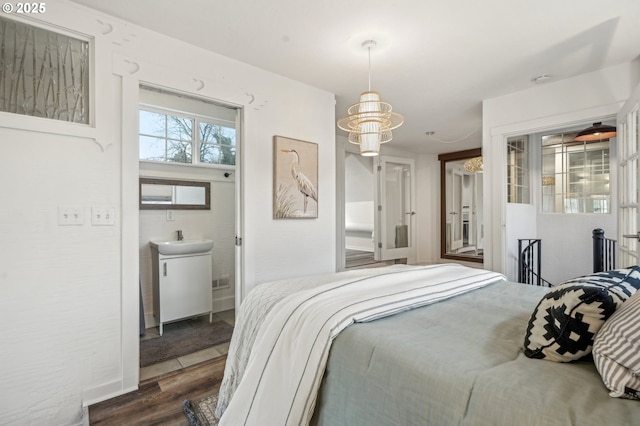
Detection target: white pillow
<box><xmin>593</xmin><ymin>289</ymin><xmax>640</xmax><ymax>400</ymax></box>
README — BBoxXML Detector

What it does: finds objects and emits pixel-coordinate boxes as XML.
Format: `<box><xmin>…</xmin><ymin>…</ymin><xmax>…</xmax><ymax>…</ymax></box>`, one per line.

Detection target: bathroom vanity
<box><xmin>150</xmin><ymin>239</ymin><xmax>213</xmax><ymax>335</ymax></box>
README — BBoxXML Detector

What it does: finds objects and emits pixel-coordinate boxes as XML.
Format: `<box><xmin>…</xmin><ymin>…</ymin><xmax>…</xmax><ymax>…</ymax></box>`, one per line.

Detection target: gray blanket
<box><xmin>311</xmin><ymin>280</ymin><xmax>640</xmax><ymax>425</ymax></box>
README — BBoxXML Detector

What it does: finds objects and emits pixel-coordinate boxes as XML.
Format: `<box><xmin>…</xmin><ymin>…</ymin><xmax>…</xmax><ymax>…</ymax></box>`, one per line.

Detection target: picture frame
<box><xmin>273</xmin><ymin>135</ymin><xmax>318</xmax><ymax>219</ymax></box>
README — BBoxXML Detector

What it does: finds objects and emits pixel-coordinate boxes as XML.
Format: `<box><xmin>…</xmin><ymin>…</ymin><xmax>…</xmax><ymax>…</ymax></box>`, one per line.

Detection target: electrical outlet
<box><xmin>166</xmin><ymin>210</ymin><xmax>175</xmax><ymax>221</ymax></box>
<box><xmin>91</xmin><ymin>206</ymin><xmax>116</xmax><ymax>226</ymax></box>
<box><xmin>58</xmin><ymin>206</ymin><xmax>84</xmax><ymax>226</ymax></box>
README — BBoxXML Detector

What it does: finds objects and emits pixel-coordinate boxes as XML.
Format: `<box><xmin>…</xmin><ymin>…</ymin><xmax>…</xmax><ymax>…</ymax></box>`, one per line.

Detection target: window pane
<box><xmin>220</xmin><ymin>127</ymin><xmax>236</xmax><ymax>146</ymax></box>
<box><xmin>200</xmin><ymin>144</ymin><xmax>220</xmax><ymax>164</ymax></box>
<box><xmin>506</xmin><ymin>136</ymin><xmax>529</xmax><ymax>204</ymax></box>
<box><xmin>200</xmin><ymin>122</ymin><xmax>219</xmax><ymax>143</ymax></box>
<box><xmin>540</xmin><ymin>130</ymin><xmax>610</xmax><ymax>214</ymax></box>
<box><xmin>140</xmin><ymin>136</ymin><xmax>166</xmax><ymax>161</ymax></box>
<box><xmin>0</xmin><ymin>16</ymin><xmax>90</xmax><ymax>124</ymax></box>
<box><xmin>221</xmin><ymin>145</ymin><xmax>236</xmax><ymax>165</ymax></box>
<box><xmin>139</xmin><ymin>110</ymin><xmax>166</xmax><ymax>136</ymax></box>
<box><xmin>167</xmin><ymin>116</ymin><xmax>193</xmax><ymax>141</ymax></box>
<box><xmin>198</xmin><ymin>121</ymin><xmax>236</xmax><ymax>165</ymax></box>
<box><xmin>167</xmin><ymin>140</ymin><xmax>191</xmax><ymax>163</ymax></box>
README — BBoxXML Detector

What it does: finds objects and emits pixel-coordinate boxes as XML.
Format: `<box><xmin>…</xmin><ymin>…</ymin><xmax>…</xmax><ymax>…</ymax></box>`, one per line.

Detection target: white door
<box><xmin>450</xmin><ymin>169</ymin><xmax>464</xmax><ymax>250</ymax></box>
<box><xmin>618</xmin><ymin>82</ymin><xmax>640</xmax><ymax>264</ymax></box>
<box><xmin>374</xmin><ymin>156</ymin><xmax>416</xmax><ymax>261</ymax></box>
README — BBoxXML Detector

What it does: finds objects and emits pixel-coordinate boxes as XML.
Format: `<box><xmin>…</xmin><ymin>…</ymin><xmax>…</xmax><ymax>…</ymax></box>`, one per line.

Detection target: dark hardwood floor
<box><xmin>89</xmin><ymin>355</ymin><xmax>226</xmax><ymax>425</ymax></box>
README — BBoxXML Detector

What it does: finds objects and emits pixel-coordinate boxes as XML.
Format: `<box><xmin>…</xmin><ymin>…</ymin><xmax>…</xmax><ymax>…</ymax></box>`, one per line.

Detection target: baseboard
<box><xmin>213</xmin><ymin>295</ymin><xmax>235</xmax><ymax>313</ymax></box>
<box><xmin>82</xmin><ymin>379</ymin><xmax>137</xmax><ymax>407</ymax></box>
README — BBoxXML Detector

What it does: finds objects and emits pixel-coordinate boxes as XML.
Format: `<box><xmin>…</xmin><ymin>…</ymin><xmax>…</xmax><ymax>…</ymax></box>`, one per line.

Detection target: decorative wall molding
<box><xmin>0</xmin><ymin>112</ymin><xmax>108</xmax><ymax>151</ymax></box>
<box><xmin>111</xmin><ymin>53</ymin><xmax>268</xmax><ymax>110</ymax></box>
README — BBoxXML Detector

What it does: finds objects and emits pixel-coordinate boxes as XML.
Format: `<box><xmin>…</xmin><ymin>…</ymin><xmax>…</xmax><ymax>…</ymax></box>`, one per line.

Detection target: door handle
<box><xmin>405</xmin><ymin>212</ymin><xmax>416</xmax><ymax>216</ymax></box>
<box><xmin>623</xmin><ymin>232</ymin><xmax>640</xmax><ymax>240</ymax></box>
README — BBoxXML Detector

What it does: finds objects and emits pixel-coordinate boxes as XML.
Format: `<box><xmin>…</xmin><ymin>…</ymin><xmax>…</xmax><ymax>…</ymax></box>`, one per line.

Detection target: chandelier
<box><xmin>463</xmin><ymin>156</ymin><xmax>483</xmax><ymax>173</ymax></box>
<box><xmin>337</xmin><ymin>40</ymin><xmax>404</xmax><ymax>156</ymax></box>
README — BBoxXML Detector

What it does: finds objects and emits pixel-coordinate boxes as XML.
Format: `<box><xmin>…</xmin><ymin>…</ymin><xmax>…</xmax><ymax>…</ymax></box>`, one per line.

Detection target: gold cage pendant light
<box><xmin>337</xmin><ymin>40</ymin><xmax>404</xmax><ymax>156</ymax></box>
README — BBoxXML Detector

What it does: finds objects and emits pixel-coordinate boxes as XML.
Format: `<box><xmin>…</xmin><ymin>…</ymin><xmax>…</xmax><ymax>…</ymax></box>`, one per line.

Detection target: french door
<box><xmin>449</xmin><ymin>169</ymin><xmax>464</xmax><ymax>251</ymax></box>
<box><xmin>374</xmin><ymin>156</ymin><xmax>416</xmax><ymax>261</ymax></box>
<box><xmin>618</xmin><ymin>82</ymin><xmax>640</xmax><ymax>265</ymax></box>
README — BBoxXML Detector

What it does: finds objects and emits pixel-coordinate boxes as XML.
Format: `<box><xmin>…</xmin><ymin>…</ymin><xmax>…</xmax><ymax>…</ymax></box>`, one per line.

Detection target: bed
<box><xmin>215</xmin><ymin>264</ymin><xmax>640</xmax><ymax>426</ymax></box>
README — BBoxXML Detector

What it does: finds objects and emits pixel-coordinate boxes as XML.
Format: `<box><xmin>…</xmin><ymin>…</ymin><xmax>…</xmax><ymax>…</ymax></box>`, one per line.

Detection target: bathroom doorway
<box><xmin>136</xmin><ymin>85</ymin><xmax>241</xmax><ymax>380</ymax></box>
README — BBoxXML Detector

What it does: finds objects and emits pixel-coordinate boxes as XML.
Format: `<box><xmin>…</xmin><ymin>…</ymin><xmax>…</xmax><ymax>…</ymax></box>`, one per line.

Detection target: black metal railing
<box><xmin>518</xmin><ymin>239</ymin><xmax>553</xmax><ymax>287</ymax></box>
<box><xmin>593</xmin><ymin>228</ymin><xmax>617</xmax><ymax>273</ymax></box>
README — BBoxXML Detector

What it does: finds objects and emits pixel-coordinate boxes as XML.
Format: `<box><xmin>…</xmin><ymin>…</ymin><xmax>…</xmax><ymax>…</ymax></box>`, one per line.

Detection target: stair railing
<box><xmin>593</xmin><ymin>228</ymin><xmax>617</xmax><ymax>273</ymax></box>
<box><xmin>518</xmin><ymin>239</ymin><xmax>553</xmax><ymax>287</ymax></box>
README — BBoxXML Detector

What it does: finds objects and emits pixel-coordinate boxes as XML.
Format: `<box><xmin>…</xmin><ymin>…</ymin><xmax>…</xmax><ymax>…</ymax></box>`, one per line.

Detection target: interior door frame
<box><xmin>118</xmin><ymin>69</ymin><xmax>245</xmax><ymax>395</ymax></box>
<box><xmin>374</xmin><ymin>155</ymin><xmax>417</xmax><ymax>262</ymax></box>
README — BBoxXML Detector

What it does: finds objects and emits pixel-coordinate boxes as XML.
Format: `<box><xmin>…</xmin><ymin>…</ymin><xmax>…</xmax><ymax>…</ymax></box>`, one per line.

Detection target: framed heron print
<box><xmin>273</xmin><ymin>136</ymin><xmax>318</xmax><ymax>219</ymax></box>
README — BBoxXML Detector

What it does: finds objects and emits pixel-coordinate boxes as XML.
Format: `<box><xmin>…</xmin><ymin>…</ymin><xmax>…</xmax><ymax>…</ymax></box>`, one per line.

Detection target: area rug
<box><xmin>183</xmin><ymin>393</ymin><xmax>219</xmax><ymax>426</ymax></box>
<box><xmin>140</xmin><ymin>316</ymin><xmax>233</xmax><ymax>367</ymax></box>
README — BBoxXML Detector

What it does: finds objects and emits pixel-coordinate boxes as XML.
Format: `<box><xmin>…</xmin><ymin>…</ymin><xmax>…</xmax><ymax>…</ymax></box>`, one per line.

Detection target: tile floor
<box><xmin>139</xmin><ymin>309</ymin><xmax>235</xmax><ymax>382</ymax></box>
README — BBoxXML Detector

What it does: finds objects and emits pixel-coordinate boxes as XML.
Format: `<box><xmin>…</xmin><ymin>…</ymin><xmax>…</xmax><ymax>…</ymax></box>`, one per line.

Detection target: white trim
<box><xmin>81</xmin><ymin>379</ymin><xmax>136</xmax><ymax>407</ymax></box>
<box><xmin>213</xmin><ymin>295</ymin><xmax>236</xmax><ymax>313</ymax></box>
<box><xmin>335</xmin><ymin>136</ymin><xmax>347</xmax><ymax>271</ymax></box>
<box><xmin>120</xmin><ymin>76</ymin><xmax>141</xmax><ymax>392</ymax></box>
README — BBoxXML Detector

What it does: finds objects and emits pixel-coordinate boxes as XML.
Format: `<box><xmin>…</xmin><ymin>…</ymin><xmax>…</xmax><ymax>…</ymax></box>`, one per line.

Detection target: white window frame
<box><xmin>139</xmin><ymin>103</ymin><xmax>237</xmax><ymax>169</ymax></box>
<box><xmin>541</xmin><ymin>131</ymin><xmax>610</xmax><ymax>214</ymax></box>
<box><xmin>507</xmin><ymin>135</ymin><xmax>530</xmax><ymax>204</ymax></box>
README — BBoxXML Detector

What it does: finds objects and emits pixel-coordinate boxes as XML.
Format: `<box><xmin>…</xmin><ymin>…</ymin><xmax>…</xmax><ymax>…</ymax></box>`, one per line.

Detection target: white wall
<box><xmin>416</xmin><ymin>153</ymin><xmax>441</xmax><ymax>265</ymax></box>
<box><xmin>505</xmin><ymin>203</ymin><xmax>537</xmax><ymax>280</ymax></box>
<box><xmin>0</xmin><ymin>1</ymin><xmax>335</xmax><ymax>424</ymax></box>
<box><xmin>483</xmin><ymin>61</ymin><xmax>639</xmax><ymax>277</ymax></box>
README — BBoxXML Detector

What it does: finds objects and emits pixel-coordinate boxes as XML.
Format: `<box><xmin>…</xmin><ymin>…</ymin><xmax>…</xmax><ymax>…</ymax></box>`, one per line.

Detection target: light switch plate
<box><xmin>58</xmin><ymin>206</ymin><xmax>84</xmax><ymax>226</ymax></box>
<box><xmin>91</xmin><ymin>206</ymin><xmax>116</xmax><ymax>226</ymax></box>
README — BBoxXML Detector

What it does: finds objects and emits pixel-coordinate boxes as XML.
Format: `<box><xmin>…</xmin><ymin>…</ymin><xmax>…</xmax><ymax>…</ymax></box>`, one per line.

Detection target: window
<box><xmin>138</xmin><ymin>87</ymin><xmax>237</xmax><ymax>166</ymax></box>
<box><xmin>0</xmin><ymin>16</ymin><xmax>90</xmax><ymax>124</ymax></box>
<box><xmin>541</xmin><ymin>131</ymin><xmax>610</xmax><ymax>213</ymax></box>
<box><xmin>199</xmin><ymin>120</ymin><xmax>236</xmax><ymax>166</ymax></box>
<box><xmin>507</xmin><ymin>135</ymin><xmax>529</xmax><ymax>204</ymax></box>
<box><xmin>139</xmin><ymin>109</ymin><xmax>193</xmax><ymax>163</ymax></box>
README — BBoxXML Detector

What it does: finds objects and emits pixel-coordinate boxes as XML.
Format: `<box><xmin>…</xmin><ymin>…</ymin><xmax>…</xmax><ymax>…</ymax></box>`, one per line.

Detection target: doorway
<box><xmin>344</xmin><ymin>152</ymin><xmax>378</xmax><ymax>269</ymax></box>
<box><xmin>136</xmin><ymin>85</ymin><xmax>241</xmax><ymax>380</ymax></box>
<box><xmin>341</xmin><ymin>149</ymin><xmax>416</xmax><ymax>269</ymax></box>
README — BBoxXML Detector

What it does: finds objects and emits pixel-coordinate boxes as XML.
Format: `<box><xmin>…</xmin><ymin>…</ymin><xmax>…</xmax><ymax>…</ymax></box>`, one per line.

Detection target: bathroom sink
<box><xmin>150</xmin><ymin>239</ymin><xmax>213</xmax><ymax>255</ymax></box>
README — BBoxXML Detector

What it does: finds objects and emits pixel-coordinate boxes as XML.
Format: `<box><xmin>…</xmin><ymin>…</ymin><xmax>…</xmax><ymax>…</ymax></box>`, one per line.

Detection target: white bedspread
<box><xmin>217</xmin><ymin>264</ymin><xmax>505</xmax><ymax>426</ymax></box>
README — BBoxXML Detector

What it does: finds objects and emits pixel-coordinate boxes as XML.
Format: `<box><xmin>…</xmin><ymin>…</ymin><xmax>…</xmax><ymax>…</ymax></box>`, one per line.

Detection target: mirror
<box><xmin>139</xmin><ymin>178</ymin><xmax>210</xmax><ymax>210</ymax></box>
<box><xmin>438</xmin><ymin>148</ymin><xmax>483</xmax><ymax>263</ymax></box>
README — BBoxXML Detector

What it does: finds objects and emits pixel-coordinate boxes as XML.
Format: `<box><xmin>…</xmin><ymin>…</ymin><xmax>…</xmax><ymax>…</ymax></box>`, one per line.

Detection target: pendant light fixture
<box><xmin>337</xmin><ymin>40</ymin><xmax>404</xmax><ymax>156</ymax></box>
<box><xmin>574</xmin><ymin>122</ymin><xmax>617</xmax><ymax>142</ymax></box>
<box><xmin>463</xmin><ymin>156</ymin><xmax>484</xmax><ymax>173</ymax></box>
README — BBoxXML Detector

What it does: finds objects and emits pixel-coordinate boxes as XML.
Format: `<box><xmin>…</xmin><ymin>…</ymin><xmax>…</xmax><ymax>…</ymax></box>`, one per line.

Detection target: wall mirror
<box><xmin>139</xmin><ymin>178</ymin><xmax>210</xmax><ymax>210</ymax></box>
<box><xmin>438</xmin><ymin>148</ymin><xmax>483</xmax><ymax>263</ymax></box>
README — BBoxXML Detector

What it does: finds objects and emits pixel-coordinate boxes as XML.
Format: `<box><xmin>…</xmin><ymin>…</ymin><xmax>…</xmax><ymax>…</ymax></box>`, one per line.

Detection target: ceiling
<box><xmin>71</xmin><ymin>0</ymin><xmax>640</xmax><ymax>154</ymax></box>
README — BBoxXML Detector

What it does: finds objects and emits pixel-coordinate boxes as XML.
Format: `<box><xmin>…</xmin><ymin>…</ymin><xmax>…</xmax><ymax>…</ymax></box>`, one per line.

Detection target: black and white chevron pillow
<box><xmin>524</xmin><ymin>267</ymin><xmax>640</xmax><ymax>362</ymax></box>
